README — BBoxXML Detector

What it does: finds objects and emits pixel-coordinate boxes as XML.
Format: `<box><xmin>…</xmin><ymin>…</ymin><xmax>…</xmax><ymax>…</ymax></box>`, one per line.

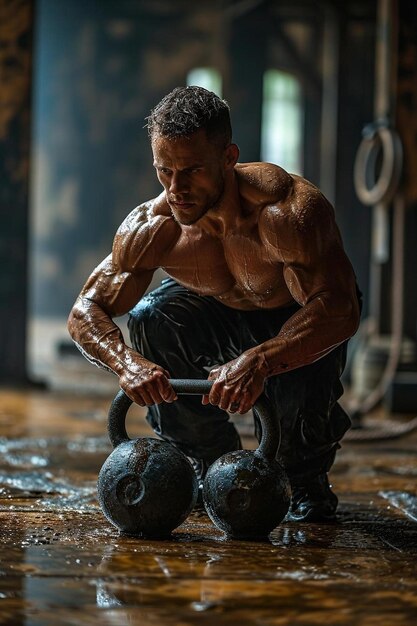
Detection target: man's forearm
<box><xmin>67</xmin><ymin>297</ymin><xmax>142</xmax><ymax>376</ymax></box>
<box><xmin>258</xmin><ymin>294</ymin><xmax>359</xmax><ymax>377</ymax></box>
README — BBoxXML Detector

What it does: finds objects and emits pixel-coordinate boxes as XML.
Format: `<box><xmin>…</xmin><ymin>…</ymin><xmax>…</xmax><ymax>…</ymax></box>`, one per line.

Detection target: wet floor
<box><xmin>0</xmin><ymin>388</ymin><xmax>416</xmax><ymax>625</ymax></box>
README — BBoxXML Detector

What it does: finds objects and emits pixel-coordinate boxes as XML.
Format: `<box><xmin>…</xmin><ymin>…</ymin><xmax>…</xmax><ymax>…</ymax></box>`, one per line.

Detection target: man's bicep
<box><xmin>80</xmin><ymin>254</ymin><xmax>154</xmax><ymax>317</ymax></box>
<box><xmin>261</xmin><ymin>198</ymin><xmax>356</xmax><ymax>304</ymax></box>
<box><xmin>282</xmin><ymin>244</ymin><xmax>356</xmax><ymax>306</ymax></box>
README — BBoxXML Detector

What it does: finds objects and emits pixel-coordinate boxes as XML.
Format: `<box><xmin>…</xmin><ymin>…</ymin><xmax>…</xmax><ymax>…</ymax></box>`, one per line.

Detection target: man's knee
<box><xmin>128</xmin><ymin>295</ymin><xmax>156</xmax><ymax>352</ymax></box>
<box><xmin>127</xmin><ymin>286</ymin><xmax>215</xmax><ymax>376</ymax></box>
<box><xmin>128</xmin><ymin>289</ymin><xmax>188</xmax><ymax>351</ymax></box>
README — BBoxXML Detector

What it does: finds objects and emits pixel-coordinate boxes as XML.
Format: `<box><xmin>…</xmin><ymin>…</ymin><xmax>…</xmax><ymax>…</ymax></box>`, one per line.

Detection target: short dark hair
<box><xmin>146</xmin><ymin>86</ymin><xmax>232</xmax><ymax>147</ymax></box>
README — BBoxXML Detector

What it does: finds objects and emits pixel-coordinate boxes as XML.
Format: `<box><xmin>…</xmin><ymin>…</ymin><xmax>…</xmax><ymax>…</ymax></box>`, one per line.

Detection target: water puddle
<box><xmin>379</xmin><ymin>491</ymin><xmax>417</xmax><ymax>522</ymax></box>
<box><xmin>0</xmin><ymin>470</ymin><xmax>98</xmax><ymax>512</ymax></box>
<box><xmin>0</xmin><ymin>435</ymin><xmax>110</xmax><ymax>461</ymax></box>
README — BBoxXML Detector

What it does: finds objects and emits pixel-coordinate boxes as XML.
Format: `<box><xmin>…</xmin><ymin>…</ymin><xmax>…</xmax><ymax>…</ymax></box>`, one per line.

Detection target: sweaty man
<box><xmin>68</xmin><ymin>86</ymin><xmax>361</xmax><ymax>522</ymax></box>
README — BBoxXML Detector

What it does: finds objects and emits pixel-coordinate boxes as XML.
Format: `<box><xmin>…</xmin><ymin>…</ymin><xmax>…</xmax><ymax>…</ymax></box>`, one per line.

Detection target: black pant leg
<box><xmin>239</xmin><ymin>305</ymin><xmax>351</xmax><ymax>485</ymax></box>
<box><xmin>263</xmin><ymin>343</ymin><xmax>350</xmax><ymax>485</ymax></box>
<box><xmin>127</xmin><ymin>279</ymin><xmax>242</xmax><ymax>463</ymax></box>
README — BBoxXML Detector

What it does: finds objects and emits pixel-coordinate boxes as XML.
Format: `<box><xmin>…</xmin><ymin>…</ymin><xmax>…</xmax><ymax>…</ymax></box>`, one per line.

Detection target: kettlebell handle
<box><xmin>108</xmin><ymin>379</ymin><xmax>280</xmax><ymax>460</ymax></box>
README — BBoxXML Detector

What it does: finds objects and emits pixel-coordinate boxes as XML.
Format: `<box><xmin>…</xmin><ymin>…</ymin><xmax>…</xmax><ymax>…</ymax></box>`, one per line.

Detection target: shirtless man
<box><xmin>68</xmin><ymin>86</ymin><xmax>361</xmax><ymax>521</ymax></box>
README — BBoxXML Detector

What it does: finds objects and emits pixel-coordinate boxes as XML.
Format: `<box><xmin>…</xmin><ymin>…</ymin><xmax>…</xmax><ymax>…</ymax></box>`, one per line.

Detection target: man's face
<box><xmin>151</xmin><ymin>129</ymin><xmax>232</xmax><ymax>226</ymax></box>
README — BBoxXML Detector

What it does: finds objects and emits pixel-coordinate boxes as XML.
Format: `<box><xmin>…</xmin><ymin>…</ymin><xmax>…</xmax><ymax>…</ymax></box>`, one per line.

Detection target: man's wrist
<box><xmin>248</xmin><ymin>345</ymin><xmax>271</xmax><ymax>378</ymax></box>
<box><xmin>103</xmin><ymin>344</ymin><xmax>144</xmax><ymax>378</ymax></box>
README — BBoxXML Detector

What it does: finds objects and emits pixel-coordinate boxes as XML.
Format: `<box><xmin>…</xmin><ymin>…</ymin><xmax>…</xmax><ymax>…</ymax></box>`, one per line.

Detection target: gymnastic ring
<box><xmin>354</xmin><ymin>123</ymin><xmax>403</xmax><ymax>206</ymax></box>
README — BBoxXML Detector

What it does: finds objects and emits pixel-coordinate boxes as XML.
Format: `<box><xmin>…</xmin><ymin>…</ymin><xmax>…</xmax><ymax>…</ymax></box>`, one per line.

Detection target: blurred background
<box><xmin>1</xmin><ymin>0</ymin><xmax>417</xmax><ymax>416</ymax></box>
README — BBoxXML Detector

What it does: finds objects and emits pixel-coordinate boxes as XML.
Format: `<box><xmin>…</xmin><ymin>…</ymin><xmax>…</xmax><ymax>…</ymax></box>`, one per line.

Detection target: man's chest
<box><xmin>160</xmin><ymin>230</ymin><xmax>285</xmax><ymax>299</ymax></box>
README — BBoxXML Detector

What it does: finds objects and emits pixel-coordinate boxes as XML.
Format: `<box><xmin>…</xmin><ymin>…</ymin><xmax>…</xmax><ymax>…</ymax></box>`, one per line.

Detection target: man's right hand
<box><xmin>118</xmin><ymin>352</ymin><xmax>177</xmax><ymax>406</ymax></box>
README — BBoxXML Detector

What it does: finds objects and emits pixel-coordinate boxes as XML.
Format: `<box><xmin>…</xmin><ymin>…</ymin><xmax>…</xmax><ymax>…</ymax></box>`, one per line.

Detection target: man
<box><xmin>68</xmin><ymin>86</ymin><xmax>361</xmax><ymax>522</ymax></box>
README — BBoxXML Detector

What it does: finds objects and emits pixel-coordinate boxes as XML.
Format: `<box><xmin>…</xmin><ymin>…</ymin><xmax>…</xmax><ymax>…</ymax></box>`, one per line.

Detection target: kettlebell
<box><xmin>98</xmin><ymin>379</ymin><xmax>290</xmax><ymax>540</ymax></box>
<box><xmin>97</xmin><ymin>379</ymin><xmax>211</xmax><ymax>537</ymax></box>
<box><xmin>203</xmin><ymin>393</ymin><xmax>291</xmax><ymax>539</ymax></box>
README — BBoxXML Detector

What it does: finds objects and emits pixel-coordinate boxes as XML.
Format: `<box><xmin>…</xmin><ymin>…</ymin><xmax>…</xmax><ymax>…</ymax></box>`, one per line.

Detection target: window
<box><xmin>261</xmin><ymin>69</ymin><xmax>303</xmax><ymax>174</ymax></box>
<box><xmin>186</xmin><ymin>67</ymin><xmax>222</xmax><ymax>97</ymax></box>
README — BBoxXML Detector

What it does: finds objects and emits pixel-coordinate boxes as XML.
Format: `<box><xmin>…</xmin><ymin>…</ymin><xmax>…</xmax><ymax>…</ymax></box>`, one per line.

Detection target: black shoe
<box><xmin>289</xmin><ymin>474</ymin><xmax>338</xmax><ymax>522</ymax></box>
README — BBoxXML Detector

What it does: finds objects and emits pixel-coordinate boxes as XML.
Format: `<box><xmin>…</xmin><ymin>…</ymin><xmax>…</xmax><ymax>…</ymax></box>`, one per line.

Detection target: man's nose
<box><xmin>169</xmin><ymin>172</ymin><xmax>189</xmax><ymax>195</ymax></box>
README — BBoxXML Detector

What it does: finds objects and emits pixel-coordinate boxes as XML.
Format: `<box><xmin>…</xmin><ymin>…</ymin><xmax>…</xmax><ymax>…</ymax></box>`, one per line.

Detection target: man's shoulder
<box><xmin>236</xmin><ymin>162</ymin><xmax>294</xmax><ymax>206</ymax></box>
<box><xmin>113</xmin><ymin>195</ymin><xmax>179</xmax><ymax>270</ymax></box>
<box><xmin>235</xmin><ymin>164</ymin><xmax>335</xmax><ymax>235</ymax></box>
<box><xmin>256</xmin><ymin>172</ymin><xmax>340</xmax><ymax>255</ymax></box>
<box><xmin>117</xmin><ymin>195</ymin><xmax>176</xmax><ymax>236</ymax></box>
<box><xmin>260</xmin><ymin>174</ymin><xmax>335</xmax><ymax>228</ymax></box>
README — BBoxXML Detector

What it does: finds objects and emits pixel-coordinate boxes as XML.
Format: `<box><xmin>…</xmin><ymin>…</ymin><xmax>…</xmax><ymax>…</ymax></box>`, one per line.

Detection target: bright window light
<box><xmin>186</xmin><ymin>67</ymin><xmax>222</xmax><ymax>97</ymax></box>
<box><xmin>261</xmin><ymin>69</ymin><xmax>303</xmax><ymax>175</ymax></box>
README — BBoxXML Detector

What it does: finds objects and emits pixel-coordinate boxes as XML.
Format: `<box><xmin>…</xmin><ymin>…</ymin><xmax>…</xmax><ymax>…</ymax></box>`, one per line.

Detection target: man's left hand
<box><xmin>202</xmin><ymin>349</ymin><xmax>269</xmax><ymax>414</ymax></box>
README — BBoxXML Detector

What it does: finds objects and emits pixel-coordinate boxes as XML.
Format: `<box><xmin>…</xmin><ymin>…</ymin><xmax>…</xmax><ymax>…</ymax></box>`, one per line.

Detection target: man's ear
<box><xmin>224</xmin><ymin>143</ymin><xmax>239</xmax><ymax>169</ymax></box>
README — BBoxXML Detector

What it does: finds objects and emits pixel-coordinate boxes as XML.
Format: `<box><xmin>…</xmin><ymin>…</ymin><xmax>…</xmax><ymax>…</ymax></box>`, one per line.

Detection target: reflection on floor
<box><xmin>0</xmin><ymin>387</ymin><xmax>416</xmax><ymax>626</ymax></box>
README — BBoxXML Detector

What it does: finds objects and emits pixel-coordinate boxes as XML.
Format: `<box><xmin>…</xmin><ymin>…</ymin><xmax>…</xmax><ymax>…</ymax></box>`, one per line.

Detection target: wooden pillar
<box><xmin>0</xmin><ymin>0</ymin><xmax>34</xmax><ymax>382</ymax></box>
<box><xmin>396</xmin><ymin>0</ymin><xmax>417</xmax><ymax>340</ymax></box>
<box><xmin>225</xmin><ymin>8</ymin><xmax>267</xmax><ymax>162</ymax></box>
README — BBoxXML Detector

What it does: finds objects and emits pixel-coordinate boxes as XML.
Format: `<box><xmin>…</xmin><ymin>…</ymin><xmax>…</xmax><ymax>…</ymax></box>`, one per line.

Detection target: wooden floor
<box><xmin>0</xmin><ymin>387</ymin><xmax>416</xmax><ymax>625</ymax></box>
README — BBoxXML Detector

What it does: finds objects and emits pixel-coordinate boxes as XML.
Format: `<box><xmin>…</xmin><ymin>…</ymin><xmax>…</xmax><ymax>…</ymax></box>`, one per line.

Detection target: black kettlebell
<box><xmin>203</xmin><ymin>393</ymin><xmax>291</xmax><ymax>539</ymax></box>
<box><xmin>97</xmin><ymin>379</ymin><xmax>211</xmax><ymax>537</ymax></box>
<box><xmin>98</xmin><ymin>379</ymin><xmax>290</xmax><ymax>540</ymax></box>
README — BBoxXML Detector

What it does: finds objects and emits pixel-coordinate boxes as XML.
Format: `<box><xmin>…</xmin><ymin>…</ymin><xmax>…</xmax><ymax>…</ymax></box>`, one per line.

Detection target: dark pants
<box><xmin>128</xmin><ymin>278</ymin><xmax>352</xmax><ymax>486</ymax></box>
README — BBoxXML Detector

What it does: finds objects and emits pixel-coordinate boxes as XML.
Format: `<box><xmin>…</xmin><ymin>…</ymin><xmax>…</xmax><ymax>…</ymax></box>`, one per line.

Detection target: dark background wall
<box><xmin>0</xmin><ymin>0</ymin><xmax>33</xmax><ymax>382</ymax></box>
<box><xmin>1</xmin><ymin>0</ymin><xmax>415</xmax><ymax>384</ymax></box>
